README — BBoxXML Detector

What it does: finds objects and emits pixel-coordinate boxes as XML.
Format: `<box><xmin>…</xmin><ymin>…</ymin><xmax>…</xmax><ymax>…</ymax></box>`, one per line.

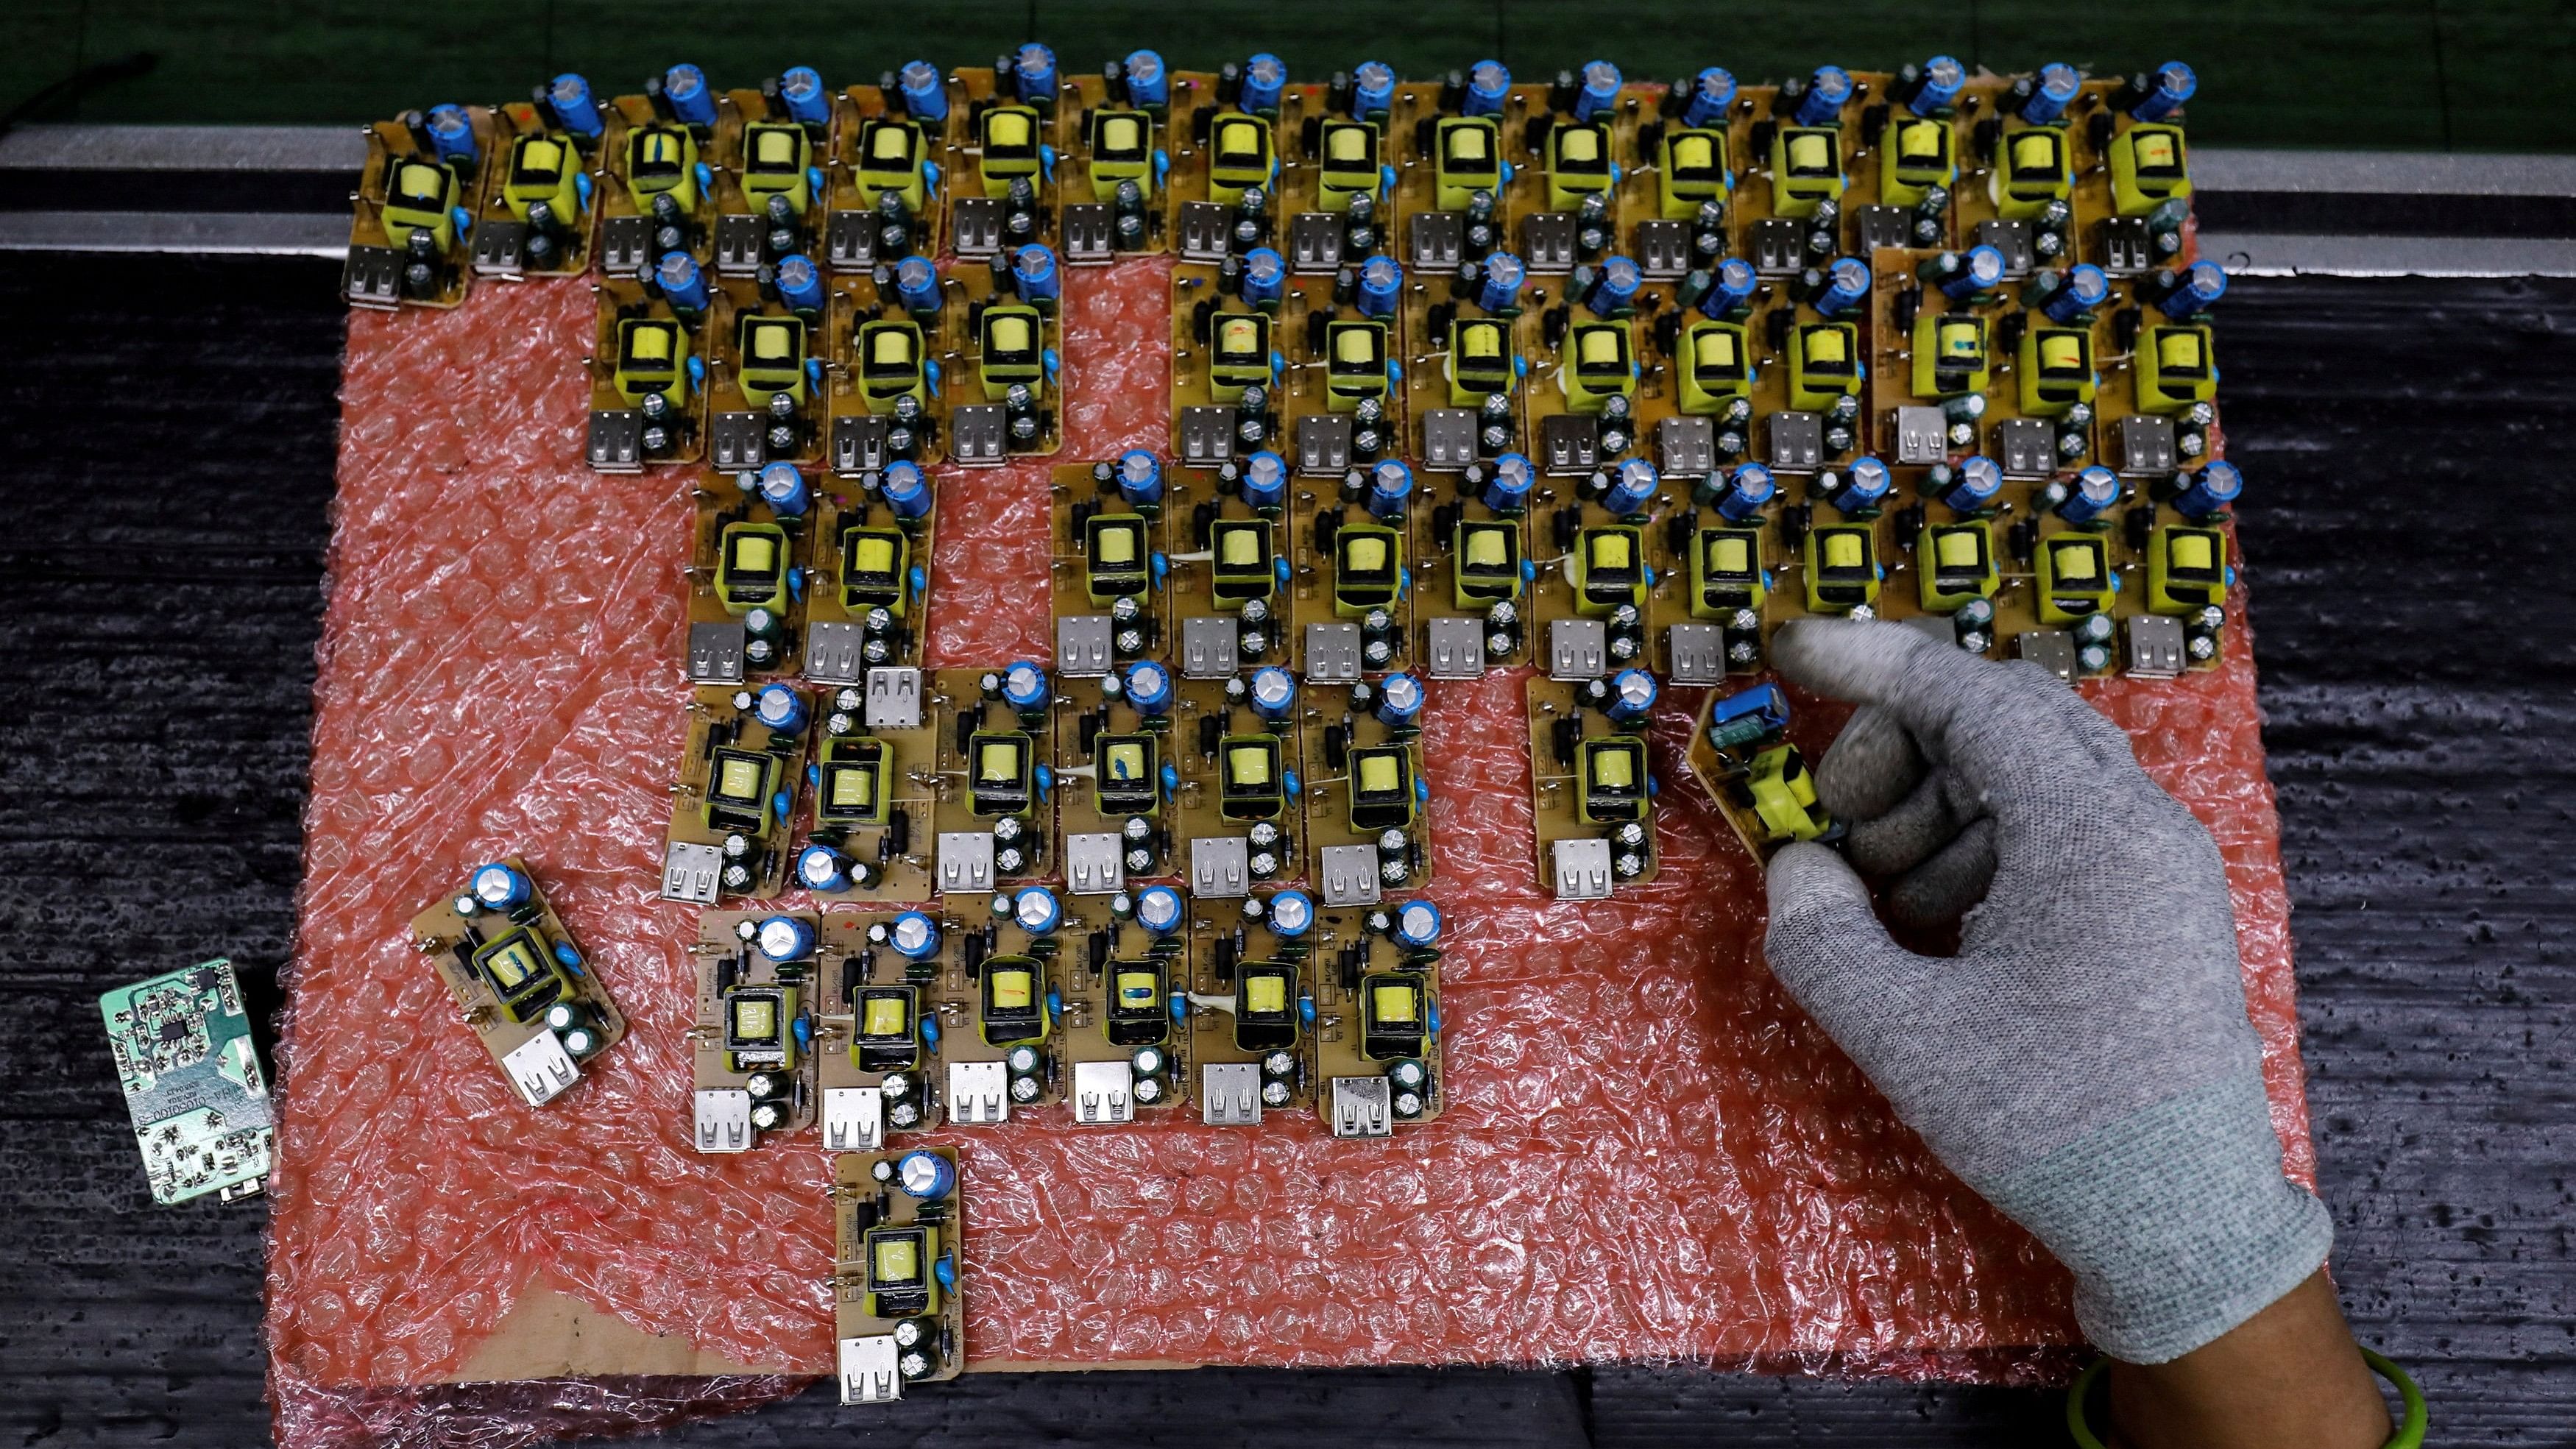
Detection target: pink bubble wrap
<box><xmin>270</xmin><ymin>259</ymin><xmax>2310</xmax><ymax>1448</ymax></box>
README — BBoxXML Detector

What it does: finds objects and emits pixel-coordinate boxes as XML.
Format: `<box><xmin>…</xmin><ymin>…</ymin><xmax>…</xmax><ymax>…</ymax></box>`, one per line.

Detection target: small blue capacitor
<box><xmin>1606</xmin><ymin>667</ymin><xmax>1658</xmax><ymax>724</ymax></box>
<box><xmin>1365</xmin><ymin>458</ymin><xmax>1414</xmax><ymax>520</ymax></box>
<box><xmin>1013</xmin><ymin>885</ymin><xmax>1061</xmax><ymax>935</ymax></box>
<box><xmin>657</xmin><ymin>252</ymin><xmax>710</xmax><ymax>311</ymax></box>
<box><xmin>888</xmin><ymin>910</ymin><xmax>942</xmax><ymax>960</ymax></box>
<box><xmin>1239</xmin><ymin>247</ymin><xmax>1287</xmax><ymax>307</ymax></box>
<box><xmin>1482</xmin><ymin>452</ymin><xmax>1536</xmax><ymax>513</ymax></box>
<box><xmin>2057</xmin><ymin>464</ymin><xmax>2123</xmax><ymax>525</ymax></box>
<box><xmin>1939</xmin><ymin>244</ymin><xmax>2006</xmax><ymax>301</ymax></box>
<box><xmin>1136</xmin><ymin>884</ymin><xmax>1185</xmax><ymax>937</ymax></box>
<box><xmin>1477</xmin><ymin>252</ymin><xmax>1526</xmax><ymax>314</ymax></box>
<box><xmin>1937</xmin><ymin>454</ymin><xmax>2004</xmax><ymax>513</ymax></box>
<box><xmin>1795</xmin><ymin>65</ymin><xmax>1853</xmax><ymax>127</ymax></box>
<box><xmin>2130</xmin><ymin>61</ymin><xmax>2197</xmax><ymax>122</ymax></box>
<box><xmin>2173</xmin><ymin>460</ymin><xmax>2243</xmax><ymax>519</ymax></box>
<box><xmin>1240</xmin><ymin>53</ymin><xmax>1287</xmax><ymax>113</ymax></box>
<box><xmin>754</xmin><ymin>682</ymin><xmax>809</xmax><ymax>734</ymax></box>
<box><xmin>1463</xmin><ymin>60</ymin><xmax>1512</xmax><ymax>118</ymax></box>
<box><xmin>1909</xmin><ymin>55</ymin><xmax>1966</xmax><ymax>116</ymax></box>
<box><xmin>1603</xmin><ymin>457</ymin><xmax>1660</xmax><ymax>517</ymax></box>
<box><xmin>2020</xmin><ymin>63</ymin><xmax>2083</xmax><ymax>125</ymax></box>
<box><xmin>2042</xmin><ymin>263</ymin><xmax>2112</xmax><ymax>323</ymax></box>
<box><xmin>1248</xmin><ymin>665</ymin><xmax>1298</xmax><ymax>723</ymax></box>
<box><xmin>1700</xmin><ymin>256</ymin><xmax>1760</xmax><ymax>319</ymax></box>
<box><xmin>1002</xmin><ymin>661</ymin><xmax>1050</xmax><ymax>713</ymax></box>
<box><xmin>1123</xmin><ymin>50</ymin><xmax>1170</xmax><ymax>109</ymax></box>
<box><xmin>1352</xmin><ymin>60</ymin><xmax>1396</xmax><ymax>118</ymax></box>
<box><xmin>470</xmin><ymin>862</ymin><xmax>531</xmax><ymax>911</ymax></box>
<box><xmin>1390</xmin><ymin>899</ymin><xmax>1443</xmax><ymax>950</ymax></box>
<box><xmin>798</xmin><ymin>845</ymin><xmax>854</xmax><ymax>893</ymax></box>
<box><xmin>1812</xmin><ymin>256</ymin><xmax>1871</xmax><ymax>318</ymax></box>
<box><xmin>1013</xmin><ymin>43</ymin><xmax>1058</xmax><ymax>105</ymax></box>
<box><xmin>548</xmin><ymin>74</ymin><xmax>605</xmax><ymax>139</ymax></box>
<box><xmin>1123</xmin><ymin>660</ymin><xmax>1175</xmax><ymax>715</ymax></box>
<box><xmin>1682</xmin><ymin>67</ymin><xmax>1737</xmax><ymax>129</ymax></box>
<box><xmin>1587</xmin><ymin>255</ymin><xmax>1642</xmax><ymax>317</ymax></box>
<box><xmin>896</xmin><ymin>1149</ymin><xmax>956</xmax><ymax>1200</ymax></box>
<box><xmin>1011</xmin><ymin>244</ymin><xmax>1060</xmax><ymax>305</ymax></box>
<box><xmin>1115</xmin><ymin>449</ymin><xmax>1164</xmax><ymax>507</ymax></box>
<box><xmin>1716</xmin><ymin>463</ymin><xmax>1776</xmax><ymax>522</ymax></box>
<box><xmin>899</xmin><ymin>60</ymin><xmax>949</xmax><ymax>121</ymax></box>
<box><xmin>758</xmin><ymin>461</ymin><xmax>811</xmax><ymax>517</ymax></box>
<box><xmin>1827</xmin><ymin>456</ymin><xmax>1892</xmax><ymax>513</ymax></box>
<box><xmin>425</xmin><ymin>104</ymin><xmax>478</xmax><ymax>167</ymax></box>
<box><xmin>1356</xmin><ymin>255</ymin><xmax>1403</xmax><ymax>319</ymax></box>
<box><xmin>1240</xmin><ymin>450</ymin><xmax>1289</xmax><ymax>510</ymax></box>
<box><xmin>2159</xmin><ymin>259</ymin><xmax>2227</xmax><ymax>320</ymax></box>
<box><xmin>778</xmin><ymin>67</ymin><xmax>829</xmax><ymax>126</ymax></box>
<box><xmin>773</xmin><ymin>253</ymin><xmax>825</xmax><ymax>314</ymax></box>
<box><xmin>894</xmin><ymin>253</ymin><xmax>941</xmax><ymax>315</ymax></box>
<box><xmin>1574</xmin><ymin>60</ymin><xmax>1623</xmax><ymax>122</ymax></box>
<box><xmin>664</xmin><ymin>64</ymin><xmax>716</xmax><ymax>127</ymax></box>
<box><xmin>1374</xmin><ymin>672</ymin><xmax>1425</xmax><ymax>729</ymax></box>
<box><xmin>1266</xmin><ymin>889</ymin><xmax>1315</xmax><ymax>938</ymax></box>
<box><xmin>880</xmin><ymin>460</ymin><xmax>933</xmax><ymax>520</ymax></box>
<box><xmin>755</xmin><ymin>914</ymin><xmax>816</xmax><ymax>962</ymax></box>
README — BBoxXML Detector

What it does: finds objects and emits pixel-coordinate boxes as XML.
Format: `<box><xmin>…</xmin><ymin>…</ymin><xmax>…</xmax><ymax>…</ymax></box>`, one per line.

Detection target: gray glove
<box><xmin>1761</xmin><ymin>618</ymin><xmax>2330</xmax><ymax>1364</ymax></box>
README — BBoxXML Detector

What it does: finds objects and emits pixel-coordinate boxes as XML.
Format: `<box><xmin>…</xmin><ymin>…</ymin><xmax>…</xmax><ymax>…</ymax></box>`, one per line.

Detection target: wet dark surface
<box><xmin>0</xmin><ymin>255</ymin><xmax>2566</xmax><ymax>1445</ymax></box>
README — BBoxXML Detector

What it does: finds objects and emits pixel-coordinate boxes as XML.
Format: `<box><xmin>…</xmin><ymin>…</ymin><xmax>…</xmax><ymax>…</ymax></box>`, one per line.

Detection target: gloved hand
<box><xmin>1761</xmin><ymin>618</ymin><xmax>2330</xmax><ymax>1364</ymax></box>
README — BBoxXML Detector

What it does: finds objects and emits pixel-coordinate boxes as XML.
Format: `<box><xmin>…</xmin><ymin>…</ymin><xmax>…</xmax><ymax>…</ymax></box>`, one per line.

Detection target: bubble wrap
<box><xmin>270</xmin><ymin>259</ymin><xmax>2310</xmax><ymax>1448</ymax></box>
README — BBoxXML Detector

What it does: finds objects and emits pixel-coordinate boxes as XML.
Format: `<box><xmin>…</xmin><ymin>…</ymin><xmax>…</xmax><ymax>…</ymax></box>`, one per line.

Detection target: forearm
<box><xmin>2101</xmin><ymin>1271</ymin><xmax>2391</xmax><ymax>1449</ymax></box>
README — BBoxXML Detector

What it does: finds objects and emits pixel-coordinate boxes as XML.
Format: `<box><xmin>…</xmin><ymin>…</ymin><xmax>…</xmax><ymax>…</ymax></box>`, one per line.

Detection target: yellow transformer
<box><xmin>1911</xmin><ymin>310</ymin><xmax>1989</xmax><ymax>397</ymax></box>
<box><xmin>1658</xmin><ymin>127</ymin><xmax>1729</xmax><ymax>220</ymax></box>
<box><xmin>1546</xmin><ymin>121</ymin><xmax>1615</xmax><ymax>212</ymax></box>
<box><xmin>621</xmin><ymin>123</ymin><xmax>698</xmax><ymax>213</ymax></box>
<box><xmin>2109</xmin><ymin>124</ymin><xmax>2191</xmax><ymax>216</ymax></box>
<box><xmin>1880</xmin><ymin>115</ymin><xmax>1956</xmax><ymax>207</ymax></box>
<box><xmin>1434</xmin><ymin>118</ymin><xmax>1501</xmax><ymax>210</ymax></box>
<box><xmin>1677</xmin><ymin>321</ymin><xmax>1753</xmax><ymax>414</ymax></box>
<box><xmin>2148</xmin><ymin>525</ymin><xmax>2229</xmax><ymax>614</ymax></box>
<box><xmin>1086</xmin><ymin>109</ymin><xmax>1155</xmax><ymax>201</ymax></box>
<box><xmin>854</xmin><ymin>118</ymin><xmax>930</xmax><ymax>212</ymax></box>
<box><xmin>736</xmin><ymin>316</ymin><xmax>807</xmax><ymax>405</ymax></box>
<box><xmin>1771</xmin><ymin>127</ymin><xmax>1844</xmax><ymax>216</ymax></box>
<box><xmin>739</xmin><ymin>122</ymin><xmax>812</xmax><ymax>214</ymax></box>
<box><xmin>612</xmin><ymin>319</ymin><xmax>689</xmax><ymax>405</ymax></box>
<box><xmin>1994</xmin><ymin>127</ymin><xmax>2071</xmax><ymax>220</ymax></box>
<box><xmin>1788</xmin><ymin>323</ymin><xmax>1862</xmax><ymax>411</ymax></box>
<box><xmin>1917</xmin><ymin>522</ymin><xmax>1998</xmax><ymax>612</ymax></box>
<box><xmin>977</xmin><ymin>104</ymin><xmax>1043</xmax><ymax>198</ymax></box>
<box><xmin>2017</xmin><ymin>326</ymin><xmax>2096</xmax><ymax>416</ymax></box>
<box><xmin>1747</xmin><ymin>746</ymin><xmax>1833</xmax><ymax>843</ymax></box>
<box><xmin>2137</xmin><ymin>325</ymin><xmax>2216</xmax><ymax>412</ymax></box>
<box><xmin>855</xmin><ymin>320</ymin><xmax>927</xmax><ymax>413</ymax></box>
<box><xmin>1208</xmin><ymin>311</ymin><xmax>1271</xmax><ymax>401</ymax></box>
<box><xmin>1558</xmin><ymin>320</ymin><xmax>1636</xmax><ymax>412</ymax></box>
<box><xmin>382</xmin><ymin>158</ymin><xmax>461</xmax><ymax>252</ymax></box>
<box><xmin>2035</xmin><ymin>532</ymin><xmax>2117</xmax><ymax>623</ymax></box>
<box><xmin>1207</xmin><ymin>113</ymin><xmax>1275</xmax><ymax>205</ymax></box>
<box><xmin>1317</xmin><ymin>119</ymin><xmax>1381</xmax><ymax>210</ymax></box>
<box><xmin>1802</xmin><ymin>525</ymin><xmax>1880</xmax><ymax>613</ymax></box>
<box><xmin>500</xmin><ymin>135</ymin><xmax>581</xmax><ymax>224</ymax></box>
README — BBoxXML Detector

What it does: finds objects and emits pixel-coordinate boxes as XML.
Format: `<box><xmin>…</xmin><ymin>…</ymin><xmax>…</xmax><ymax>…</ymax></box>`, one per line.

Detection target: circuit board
<box><xmin>99</xmin><ymin>959</ymin><xmax>272</xmax><ymax>1205</ymax></box>
<box><xmin>662</xmin><ymin>681</ymin><xmax>813</xmax><ymax>904</ymax></box>
<box><xmin>408</xmin><ymin>858</ymin><xmax>629</xmax><ymax>1105</ymax></box>
<box><xmin>832</xmin><ymin>1147</ymin><xmax>966</xmax><ymax>1403</ymax></box>
<box><xmin>689</xmin><ymin>910</ymin><xmax>821</xmax><ymax>1152</ymax></box>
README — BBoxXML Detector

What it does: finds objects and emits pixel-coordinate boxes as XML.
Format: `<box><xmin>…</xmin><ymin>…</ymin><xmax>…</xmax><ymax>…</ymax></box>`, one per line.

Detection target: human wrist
<box><xmin>2092</xmin><ymin>1272</ymin><xmax>2397</xmax><ymax>1449</ymax></box>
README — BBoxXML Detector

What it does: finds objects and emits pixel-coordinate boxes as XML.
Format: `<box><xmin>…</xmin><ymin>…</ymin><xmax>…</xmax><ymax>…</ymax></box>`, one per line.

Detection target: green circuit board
<box><xmin>99</xmin><ymin>959</ymin><xmax>273</xmax><ymax>1205</ymax></box>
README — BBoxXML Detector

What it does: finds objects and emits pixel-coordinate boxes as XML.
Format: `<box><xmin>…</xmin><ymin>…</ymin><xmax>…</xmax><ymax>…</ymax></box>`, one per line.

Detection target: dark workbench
<box><xmin>1</xmin><ymin>255</ymin><xmax>2566</xmax><ymax>1446</ymax></box>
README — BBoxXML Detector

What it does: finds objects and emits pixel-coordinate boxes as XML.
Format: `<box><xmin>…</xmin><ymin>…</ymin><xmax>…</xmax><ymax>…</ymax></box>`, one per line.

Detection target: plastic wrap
<box><xmin>272</xmin><ymin>258</ymin><xmax>2310</xmax><ymax>1448</ymax></box>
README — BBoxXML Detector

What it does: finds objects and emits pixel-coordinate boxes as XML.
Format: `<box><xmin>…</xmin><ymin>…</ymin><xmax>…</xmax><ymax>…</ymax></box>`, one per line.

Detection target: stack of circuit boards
<box><xmin>348</xmin><ymin>44</ymin><xmax>2236</xmax><ymax>1406</ymax></box>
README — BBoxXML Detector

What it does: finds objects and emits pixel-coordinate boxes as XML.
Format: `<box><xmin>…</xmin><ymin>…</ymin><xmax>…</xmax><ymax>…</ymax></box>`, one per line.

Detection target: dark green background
<box><xmin>5</xmin><ymin>0</ymin><xmax>2572</xmax><ymax>151</ymax></box>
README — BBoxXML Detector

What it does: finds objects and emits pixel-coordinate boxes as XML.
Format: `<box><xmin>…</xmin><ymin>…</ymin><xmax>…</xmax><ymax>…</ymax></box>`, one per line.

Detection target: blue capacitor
<box><xmin>1356</xmin><ymin>255</ymin><xmax>1403</xmax><ymax>319</ymax></box>
<box><xmin>1682</xmin><ymin>67</ymin><xmax>1737</xmax><ymax>129</ymax></box>
<box><xmin>425</xmin><ymin>104</ymin><xmax>478</xmax><ymax>167</ymax></box>
<box><xmin>1605</xmin><ymin>667</ymin><xmax>1658</xmax><ymax>724</ymax></box>
<box><xmin>1476</xmin><ymin>252</ymin><xmax>1526</xmax><ymax>313</ymax></box>
<box><xmin>894</xmin><ymin>253</ymin><xmax>941</xmax><ymax>315</ymax></box>
<box><xmin>1135</xmin><ymin>884</ymin><xmax>1185</xmax><ymax>937</ymax></box>
<box><xmin>1352</xmin><ymin>60</ymin><xmax>1396</xmax><ymax>118</ymax></box>
<box><xmin>1390</xmin><ymin>899</ymin><xmax>1443</xmax><ymax>950</ymax></box>
<box><xmin>1586</xmin><ymin>255</ymin><xmax>1642</xmax><ymax>318</ymax></box>
<box><xmin>2130</xmin><ymin>60</ymin><xmax>2197</xmax><ymax>122</ymax></box>
<box><xmin>755</xmin><ymin>914</ymin><xmax>816</xmax><ymax>962</ymax></box>
<box><xmin>758</xmin><ymin>461</ymin><xmax>811</xmax><ymax>517</ymax></box>
<box><xmin>896</xmin><ymin>1149</ymin><xmax>956</xmax><ymax>1200</ymax></box>
<box><xmin>773</xmin><ymin>253</ymin><xmax>825</xmax><ymax>313</ymax></box>
<box><xmin>1011</xmin><ymin>243</ymin><xmax>1060</xmax><ymax>305</ymax></box>
<box><xmin>1795</xmin><ymin>65</ymin><xmax>1853</xmax><ymax>127</ymax></box>
<box><xmin>1700</xmin><ymin>256</ymin><xmax>1760</xmax><ymax>319</ymax></box>
<box><xmin>1374</xmin><ymin>673</ymin><xmax>1425</xmax><ymax>729</ymax></box>
<box><xmin>1940</xmin><ymin>245</ymin><xmax>2006</xmax><ymax>300</ymax></box>
<box><xmin>2043</xmin><ymin>263</ymin><xmax>2112</xmax><ymax>323</ymax></box>
<box><xmin>1013</xmin><ymin>885</ymin><xmax>1062</xmax><ymax>935</ymax></box>
<box><xmin>754</xmin><ymin>682</ymin><xmax>809</xmax><ymax>734</ymax></box>
<box><xmin>656</xmin><ymin>251</ymin><xmax>709</xmax><ymax>311</ymax></box>
<box><xmin>1938</xmin><ymin>454</ymin><xmax>2004</xmax><ymax>513</ymax></box>
<box><xmin>1266</xmin><ymin>889</ymin><xmax>1315</xmax><ymax>938</ymax></box>
<box><xmin>1248</xmin><ymin>665</ymin><xmax>1298</xmax><ymax>723</ymax></box>
<box><xmin>1828</xmin><ymin>456</ymin><xmax>1892</xmax><ymax>512</ymax></box>
<box><xmin>2020</xmin><ymin>63</ymin><xmax>2083</xmax><ymax>125</ymax></box>
<box><xmin>888</xmin><ymin>910</ymin><xmax>942</xmax><ymax>960</ymax></box>
<box><xmin>2058</xmin><ymin>464</ymin><xmax>2123</xmax><ymax>524</ymax></box>
<box><xmin>1482</xmin><ymin>452</ymin><xmax>1536</xmax><ymax>513</ymax></box>
<box><xmin>1716</xmin><ymin>463</ymin><xmax>1776</xmax><ymax>522</ymax></box>
<box><xmin>1910</xmin><ymin>55</ymin><xmax>1966</xmax><ymax>116</ymax></box>
<box><xmin>2173</xmin><ymin>460</ymin><xmax>2243</xmax><ymax>519</ymax></box>
<box><xmin>1240</xmin><ymin>450</ymin><xmax>1289</xmax><ymax>509</ymax></box>
<box><xmin>1013</xmin><ymin>43</ymin><xmax>1058</xmax><ymax>104</ymax></box>
<box><xmin>1239</xmin><ymin>247</ymin><xmax>1287</xmax><ymax>307</ymax></box>
<box><xmin>2160</xmin><ymin>259</ymin><xmax>2228</xmax><ymax>320</ymax></box>
<box><xmin>1123</xmin><ymin>49</ymin><xmax>1169</xmax><ymax>108</ymax></box>
<box><xmin>778</xmin><ymin>67</ymin><xmax>829</xmax><ymax>126</ymax></box>
<box><xmin>1603</xmin><ymin>457</ymin><xmax>1660</xmax><ymax>517</ymax></box>
<box><xmin>795</xmin><ymin>844</ymin><xmax>851</xmax><ymax>893</ymax></box>
<box><xmin>664</xmin><ymin>64</ymin><xmax>716</xmax><ymax>127</ymax></box>
<box><xmin>1240</xmin><ymin>53</ymin><xmax>1287</xmax><ymax>113</ymax></box>
<box><xmin>1463</xmin><ymin>60</ymin><xmax>1512</xmax><ymax>118</ymax></box>
<box><xmin>548</xmin><ymin>74</ymin><xmax>605</xmax><ymax>138</ymax></box>
<box><xmin>1813</xmin><ymin>256</ymin><xmax>1872</xmax><ymax>318</ymax></box>
<box><xmin>1002</xmin><ymin>661</ymin><xmax>1050</xmax><ymax>712</ymax></box>
<box><xmin>880</xmin><ymin>460</ymin><xmax>932</xmax><ymax>520</ymax></box>
<box><xmin>470</xmin><ymin>862</ymin><xmax>531</xmax><ymax>911</ymax></box>
<box><xmin>1574</xmin><ymin>60</ymin><xmax>1623</xmax><ymax>122</ymax></box>
<box><xmin>1123</xmin><ymin>660</ymin><xmax>1175</xmax><ymax>715</ymax></box>
<box><xmin>899</xmin><ymin>60</ymin><xmax>949</xmax><ymax>121</ymax></box>
<box><xmin>1115</xmin><ymin>449</ymin><xmax>1164</xmax><ymax>507</ymax></box>
<box><xmin>1365</xmin><ymin>458</ymin><xmax>1414</xmax><ymax>520</ymax></box>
